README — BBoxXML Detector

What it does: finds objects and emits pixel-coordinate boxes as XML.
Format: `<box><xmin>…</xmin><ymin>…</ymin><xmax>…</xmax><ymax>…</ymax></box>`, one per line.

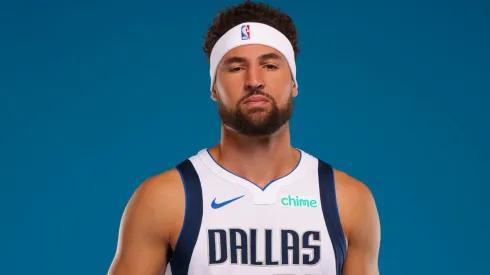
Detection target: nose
<box><xmin>244</xmin><ymin>66</ymin><xmax>264</xmax><ymax>91</ymax></box>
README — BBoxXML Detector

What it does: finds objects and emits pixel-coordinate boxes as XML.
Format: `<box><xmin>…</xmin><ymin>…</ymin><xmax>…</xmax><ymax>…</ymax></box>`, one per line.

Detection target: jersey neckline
<box><xmin>197</xmin><ymin>148</ymin><xmax>314</xmax><ymax>203</ymax></box>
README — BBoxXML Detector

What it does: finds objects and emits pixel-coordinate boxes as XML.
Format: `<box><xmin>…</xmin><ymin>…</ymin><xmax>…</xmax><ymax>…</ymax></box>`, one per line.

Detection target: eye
<box><xmin>228</xmin><ymin>67</ymin><xmax>243</xmax><ymax>72</ymax></box>
<box><xmin>264</xmin><ymin>64</ymin><xmax>278</xmax><ymax>70</ymax></box>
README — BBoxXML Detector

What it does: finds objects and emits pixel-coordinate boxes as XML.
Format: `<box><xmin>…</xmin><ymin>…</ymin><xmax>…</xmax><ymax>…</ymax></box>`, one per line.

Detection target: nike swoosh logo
<box><xmin>211</xmin><ymin>195</ymin><xmax>244</xmax><ymax>209</ymax></box>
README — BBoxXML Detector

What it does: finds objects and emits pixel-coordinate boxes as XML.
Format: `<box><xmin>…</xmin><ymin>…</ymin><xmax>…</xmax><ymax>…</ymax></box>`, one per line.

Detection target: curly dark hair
<box><xmin>203</xmin><ymin>0</ymin><xmax>299</xmax><ymax>63</ymax></box>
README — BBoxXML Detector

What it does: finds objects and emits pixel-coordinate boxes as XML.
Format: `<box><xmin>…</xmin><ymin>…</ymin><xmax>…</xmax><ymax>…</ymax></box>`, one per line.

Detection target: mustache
<box><xmin>238</xmin><ymin>88</ymin><xmax>274</xmax><ymax>104</ymax></box>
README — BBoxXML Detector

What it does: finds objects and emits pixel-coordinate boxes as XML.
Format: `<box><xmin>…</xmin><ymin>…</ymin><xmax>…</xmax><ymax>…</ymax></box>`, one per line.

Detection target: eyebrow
<box><xmin>258</xmin><ymin>52</ymin><xmax>283</xmax><ymax>61</ymax></box>
<box><xmin>221</xmin><ymin>52</ymin><xmax>284</xmax><ymax>67</ymax></box>
<box><xmin>222</xmin><ymin>56</ymin><xmax>247</xmax><ymax>66</ymax></box>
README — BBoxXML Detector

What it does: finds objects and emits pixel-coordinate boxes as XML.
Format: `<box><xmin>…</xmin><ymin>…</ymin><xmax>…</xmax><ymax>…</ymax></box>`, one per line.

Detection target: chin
<box><xmin>241</xmin><ymin>104</ymin><xmax>271</xmax><ymax>113</ymax></box>
<box><xmin>245</xmin><ymin>114</ymin><xmax>272</xmax><ymax>124</ymax></box>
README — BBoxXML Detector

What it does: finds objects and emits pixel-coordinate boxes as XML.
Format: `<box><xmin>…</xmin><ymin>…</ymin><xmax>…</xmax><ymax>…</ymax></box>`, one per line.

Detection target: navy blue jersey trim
<box><xmin>318</xmin><ymin>160</ymin><xmax>347</xmax><ymax>275</ymax></box>
<box><xmin>170</xmin><ymin>159</ymin><xmax>203</xmax><ymax>275</ymax></box>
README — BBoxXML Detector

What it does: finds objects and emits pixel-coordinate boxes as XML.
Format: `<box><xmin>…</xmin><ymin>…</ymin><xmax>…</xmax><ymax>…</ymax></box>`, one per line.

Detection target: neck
<box><xmin>208</xmin><ymin>123</ymin><xmax>300</xmax><ymax>188</ymax></box>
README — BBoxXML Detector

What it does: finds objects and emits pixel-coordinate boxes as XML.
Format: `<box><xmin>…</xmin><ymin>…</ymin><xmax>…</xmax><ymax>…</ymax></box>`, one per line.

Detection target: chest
<box><xmin>166</xmin><ymin>151</ymin><xmax>344</xmax><ymax>275</ymax></box>
<box><xmin>189</xmin><ymin>174</ymin><xmax>336</xmax><ymax>273</ymax></box>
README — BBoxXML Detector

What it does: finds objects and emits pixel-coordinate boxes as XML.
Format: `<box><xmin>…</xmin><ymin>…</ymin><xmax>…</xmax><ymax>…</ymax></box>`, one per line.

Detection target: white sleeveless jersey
<box><xmin>164</xmin><ymin>149</ymin><xmax>347</xmax><ymax>275</ymax></box>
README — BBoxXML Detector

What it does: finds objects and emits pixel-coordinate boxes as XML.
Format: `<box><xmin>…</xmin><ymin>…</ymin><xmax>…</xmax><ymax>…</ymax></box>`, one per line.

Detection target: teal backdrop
<box><xmin>1</xmin><ymin>0</ymin><xmax>489</xmax><ymax>274</ymax></box>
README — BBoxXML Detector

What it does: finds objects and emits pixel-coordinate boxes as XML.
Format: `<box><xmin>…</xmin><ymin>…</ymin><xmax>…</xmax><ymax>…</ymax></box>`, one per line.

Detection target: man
<box><xmin>108</xmin><ymin>1</ymin><xmax>381</xmax><ymax>274</ymax></box>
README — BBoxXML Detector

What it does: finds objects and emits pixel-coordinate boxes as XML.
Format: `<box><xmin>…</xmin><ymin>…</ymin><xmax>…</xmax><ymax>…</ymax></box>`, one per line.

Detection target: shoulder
<box><xmin>129</xmin><ymin>168</ymin><xmax>184</xmax><ymax>209</ymax></box>
<box><xmin>135</xmin><ymin>169</ymin><xmax>184</xmax><ymax>199</ymax></box>
<box><xmin>332</xmin><ymin>168</ymin><xmax>379</xmax><ymax>242</ymax></box>
<box><xmin>109</xmin><ymin>168</ymin><xmax>187</xmax><ymax>274</ymax></box>
<box><xmin>120</xmin><ymin>168</ymin><xmax>185</xmax><ymax>240</ymax></box>
<box><xmin>333</xmin><ymin>169</ymin><xmax>374</xmax><ymax>208</ymax></box>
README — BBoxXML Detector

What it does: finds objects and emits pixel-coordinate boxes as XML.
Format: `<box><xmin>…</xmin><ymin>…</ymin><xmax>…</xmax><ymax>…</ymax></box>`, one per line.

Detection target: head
<box><xmin>203</xmin><ymin>1</ymin><xmax>300</xmax><ymax>137</ymax></box>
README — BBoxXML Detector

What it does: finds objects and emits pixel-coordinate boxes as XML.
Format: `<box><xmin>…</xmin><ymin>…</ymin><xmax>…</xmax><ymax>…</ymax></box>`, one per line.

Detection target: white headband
<box><xmin>209</xmin><ymin>22</ymin><xmax>298</xmax><ymax>92</ymax></box>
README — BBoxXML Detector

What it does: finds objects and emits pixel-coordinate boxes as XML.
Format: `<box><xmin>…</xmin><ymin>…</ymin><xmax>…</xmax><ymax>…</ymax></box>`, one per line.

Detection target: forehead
<box><xmin>221</xmin><ymin>44</ymin><xmax>287</xmax><ymax>61</ymax></box>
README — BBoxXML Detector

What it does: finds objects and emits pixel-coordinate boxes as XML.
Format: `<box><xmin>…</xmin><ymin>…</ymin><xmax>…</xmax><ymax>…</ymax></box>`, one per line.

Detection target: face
<box><xmin>212</xmin><ymin>44</ymin><xmax>298</xmax><ymax>137</ymax></box>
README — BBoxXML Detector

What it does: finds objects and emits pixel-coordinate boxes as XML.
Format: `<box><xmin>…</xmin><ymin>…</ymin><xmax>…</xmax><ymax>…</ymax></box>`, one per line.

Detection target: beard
<box><xmin>217</xmin><ymin>89</ymin><xmax>294</xmax><ymax>137</ymax></box>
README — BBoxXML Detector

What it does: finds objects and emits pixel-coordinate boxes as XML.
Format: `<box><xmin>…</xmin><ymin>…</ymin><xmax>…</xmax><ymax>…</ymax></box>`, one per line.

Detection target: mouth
<box><xmin>242</xmin><ymin>95</ymin><xmax>270</xmax><ymax>106</ymax></box>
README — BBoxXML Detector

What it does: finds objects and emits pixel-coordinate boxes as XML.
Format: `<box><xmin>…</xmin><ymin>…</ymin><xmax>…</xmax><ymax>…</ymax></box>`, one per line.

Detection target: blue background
<box><xmin>1</xmin><ymin>0</ymin><xmax>489</xmax><ymax>274</ymax></box>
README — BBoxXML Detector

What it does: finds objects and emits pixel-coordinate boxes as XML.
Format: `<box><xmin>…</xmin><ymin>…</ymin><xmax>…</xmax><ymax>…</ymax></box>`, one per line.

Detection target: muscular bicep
<box><xmin>341</xmin><ymin>185</ymin><xmax>381</xmax><ymax>275</ymax></box>
<box><xmin>108</xmin><ymin>171</ymin><xmax>184</xmax><ymax>275</ymax></box>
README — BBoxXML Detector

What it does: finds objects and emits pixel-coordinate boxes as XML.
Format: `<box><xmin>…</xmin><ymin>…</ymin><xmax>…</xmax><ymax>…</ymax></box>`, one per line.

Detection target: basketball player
<box><xmin>108</xmin><ymin>1</ymin><xmax>381</xmax><ymax>274</ymax></box>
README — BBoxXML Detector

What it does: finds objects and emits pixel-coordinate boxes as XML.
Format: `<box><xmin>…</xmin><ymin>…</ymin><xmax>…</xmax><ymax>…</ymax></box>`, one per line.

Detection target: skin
<box><xmin>108</xmin><ymin>44</ymin><xmax>381</xmax><ymax>275</ymax></box>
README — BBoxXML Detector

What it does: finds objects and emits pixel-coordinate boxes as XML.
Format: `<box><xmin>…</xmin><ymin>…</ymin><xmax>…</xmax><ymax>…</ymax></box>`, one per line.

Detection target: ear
<box><xmin>291</xmin><ymin>79</ymin><xmax>298</xmax><ymax>97</ymax></box>
<box><xmin>210</xmin><ymin>85</ymin><xmax>218</xmax><ymax>101</ymax></box>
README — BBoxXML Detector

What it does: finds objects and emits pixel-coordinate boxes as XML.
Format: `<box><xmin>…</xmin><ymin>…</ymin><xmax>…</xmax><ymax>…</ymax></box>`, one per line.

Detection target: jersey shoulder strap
<box><xmin>169</xmin><ymin>159</ymin><xmax>204</xmax><ymax>275</ymax></box>
<box><xmin>317</xmin><ymin>159</ymin><xmax>347</xmax><ymax>275</ymax></box>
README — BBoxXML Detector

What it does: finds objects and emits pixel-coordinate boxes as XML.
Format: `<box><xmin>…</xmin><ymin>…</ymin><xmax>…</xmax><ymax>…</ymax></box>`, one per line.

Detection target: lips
<box><xmin>242</xmin><ymin>95</ymin><xmax>269</xmax><ymax>104</ymax></box>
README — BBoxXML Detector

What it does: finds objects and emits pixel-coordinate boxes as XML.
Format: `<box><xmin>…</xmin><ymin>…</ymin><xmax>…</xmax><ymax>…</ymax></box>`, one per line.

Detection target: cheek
<box><xmin>215</xmin><ymin>81</ymin><xmax>241</xmax><ymax>106</ymax></box>
<box><xmin>270</xmin><ymin>81</ymin><xmax>293</xmax><ymax>103</ymax></box>
<box><xmin>219</xmin><ymin>71</ymin><xmax>249</xmax><ymax>95</ymax></box>
<box><xmin>267</xmin><ymin>71</ymin><xmax>293</xmax><ymax>91</ymax></box>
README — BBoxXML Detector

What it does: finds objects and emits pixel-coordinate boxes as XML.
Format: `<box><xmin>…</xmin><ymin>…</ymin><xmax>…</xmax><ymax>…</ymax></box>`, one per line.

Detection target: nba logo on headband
<box><xmin>241</xmin><ymin>24</ymin><xmax>250</xmax><ymax>40</ymax></box>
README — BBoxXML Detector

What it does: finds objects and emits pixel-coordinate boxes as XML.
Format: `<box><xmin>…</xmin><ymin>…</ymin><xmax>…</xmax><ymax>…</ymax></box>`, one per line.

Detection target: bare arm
<box><xmin>108</xmin><ymin>170</ymin><xmax>184</xmax><ymax>275</ymax></box>
<box><xmin>336</xmin><ymin>172</ymin><xmax>381</xmax><ymax>275</ymax></box>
